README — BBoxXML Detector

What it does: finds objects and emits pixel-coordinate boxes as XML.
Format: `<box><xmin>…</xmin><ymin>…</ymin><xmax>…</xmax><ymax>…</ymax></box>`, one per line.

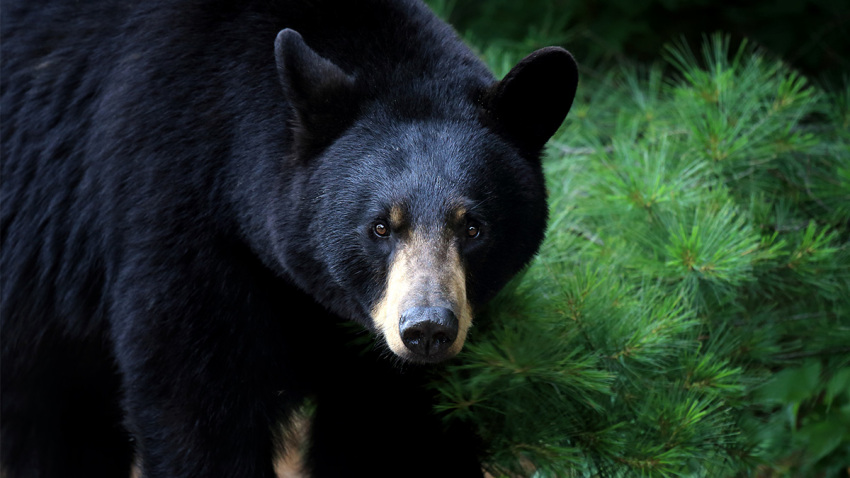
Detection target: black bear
<box><xmin>0</xmin><ymin>0</ymin><xmax>578</xmax><ymax>476</ymax></box>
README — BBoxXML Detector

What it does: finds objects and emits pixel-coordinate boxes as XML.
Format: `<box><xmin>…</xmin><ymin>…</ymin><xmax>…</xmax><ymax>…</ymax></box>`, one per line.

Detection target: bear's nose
<box><xmin>399</xmin><ymin>306</ymin><xmax>459</xmax><ymax>359</ymax></box>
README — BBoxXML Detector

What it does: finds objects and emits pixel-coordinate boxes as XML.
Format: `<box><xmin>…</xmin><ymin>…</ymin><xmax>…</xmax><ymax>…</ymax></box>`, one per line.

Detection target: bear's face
<box><xmin>272</xmin><ymin>29</ymin><xmax>578</xmax><ymax>363</ymax></box>
<box><xmin>306</xmin><ymin>116</ymin><xmax>548</xmax><ymax>363</ymax></box>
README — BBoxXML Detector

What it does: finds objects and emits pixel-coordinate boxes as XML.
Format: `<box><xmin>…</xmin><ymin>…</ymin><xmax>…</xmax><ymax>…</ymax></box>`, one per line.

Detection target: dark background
<box><xmin>432</xmin><ymin>0</ymin><xmax>849</xmax><ymax>88</ymax></box>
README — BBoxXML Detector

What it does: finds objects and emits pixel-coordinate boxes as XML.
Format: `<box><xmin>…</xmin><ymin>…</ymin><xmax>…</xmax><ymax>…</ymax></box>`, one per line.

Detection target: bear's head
<box><xmin>270</xmin><ymin>29</ymin><xmax>578</xmax><ymax>363</ymax></box>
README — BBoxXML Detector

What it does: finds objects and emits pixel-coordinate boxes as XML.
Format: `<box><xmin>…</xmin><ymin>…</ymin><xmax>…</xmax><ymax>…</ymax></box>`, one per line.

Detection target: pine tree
<box><xmin>432</xmin><ymin>33</ymin><xmax>850</xmax><ymax>477</ymax></box>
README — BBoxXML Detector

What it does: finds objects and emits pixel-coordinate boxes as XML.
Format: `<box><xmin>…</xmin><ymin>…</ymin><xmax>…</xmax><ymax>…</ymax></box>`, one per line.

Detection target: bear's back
<box><xmin>0</xmin><ymin>0</ymin><xmax>491</xmax><ymax>336</ymax></box>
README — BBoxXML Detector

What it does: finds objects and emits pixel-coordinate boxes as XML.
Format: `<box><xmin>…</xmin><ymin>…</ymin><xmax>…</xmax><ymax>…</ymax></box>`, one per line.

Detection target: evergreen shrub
<box><xmin>434</xmin><ymin>33</ymin><xmax>850</xmax><ymax>477</ymax></box>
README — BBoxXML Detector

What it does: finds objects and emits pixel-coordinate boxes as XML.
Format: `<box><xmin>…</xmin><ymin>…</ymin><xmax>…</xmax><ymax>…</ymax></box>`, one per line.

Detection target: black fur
<box><xmin>0</xmin><ymin>0</ymin><xmax>578</xmax><ymax>476</ymax></box>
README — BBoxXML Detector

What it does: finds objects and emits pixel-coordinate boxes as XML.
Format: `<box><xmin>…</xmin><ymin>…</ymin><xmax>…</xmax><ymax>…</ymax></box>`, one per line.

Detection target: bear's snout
<box><xmin>370</xmin><ymin>224</ymin><xmax>472</xmax><ymax>363</ymax></box>
<box><xmin>399</xmin><ymin>306</ymin><xmax>459</xmax><ymax>361</ymax></box>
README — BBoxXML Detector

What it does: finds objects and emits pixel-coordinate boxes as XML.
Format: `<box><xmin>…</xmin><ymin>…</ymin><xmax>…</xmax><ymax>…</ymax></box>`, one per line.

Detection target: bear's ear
<box><xmin>481</xmin><ymin>47</ymin><xmax>578</xmax><ymax>155</ymax></box>
<box><xmin>274</xmin><ymin>29</ymin><xmax>359</xmax><ymax>157</ymax></box>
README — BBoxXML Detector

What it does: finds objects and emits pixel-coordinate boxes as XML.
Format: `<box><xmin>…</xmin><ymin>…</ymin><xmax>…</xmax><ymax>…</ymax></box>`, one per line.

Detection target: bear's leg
<box><xmin>1</xmin><ymin>337</ymin><xmax>134</xmax><ymax>478</ymax></box>
<box><xmin>306</xmin><ymin>362</ymin><xmax>484</xmax><ymax>478</ymax></box>
<box><xmin>115</xmin><ymin>313</ymin><xmax>293</xmax><ymax>478</ymax></box>
<box><xmin>110</xmin><ymin>253</ymin><xmax>303</xmax><ymax>478</ymax></box>
<box><xmin>115</xmin><ymin>324</ymin><xmax>291</xmax><ymax>478</ymax></box>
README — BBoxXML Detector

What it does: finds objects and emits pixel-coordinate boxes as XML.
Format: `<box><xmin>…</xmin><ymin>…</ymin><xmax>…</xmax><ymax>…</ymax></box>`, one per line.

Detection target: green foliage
<box><xmin>432</xmin><ymin>32</ymin><xmax>850</xmax><ymax>476</ymax></box>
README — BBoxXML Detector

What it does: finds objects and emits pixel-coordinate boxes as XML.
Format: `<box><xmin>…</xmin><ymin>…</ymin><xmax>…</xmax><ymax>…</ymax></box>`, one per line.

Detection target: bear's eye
<box><xmin>466</xmin><ymin>223</ymin><xmax>481</xmax><ymax>239</ymax></box>
<box><xmin>373</xmin><ymin>222</ymin><xmax>390</xmax><ymax>238</ymax></box>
